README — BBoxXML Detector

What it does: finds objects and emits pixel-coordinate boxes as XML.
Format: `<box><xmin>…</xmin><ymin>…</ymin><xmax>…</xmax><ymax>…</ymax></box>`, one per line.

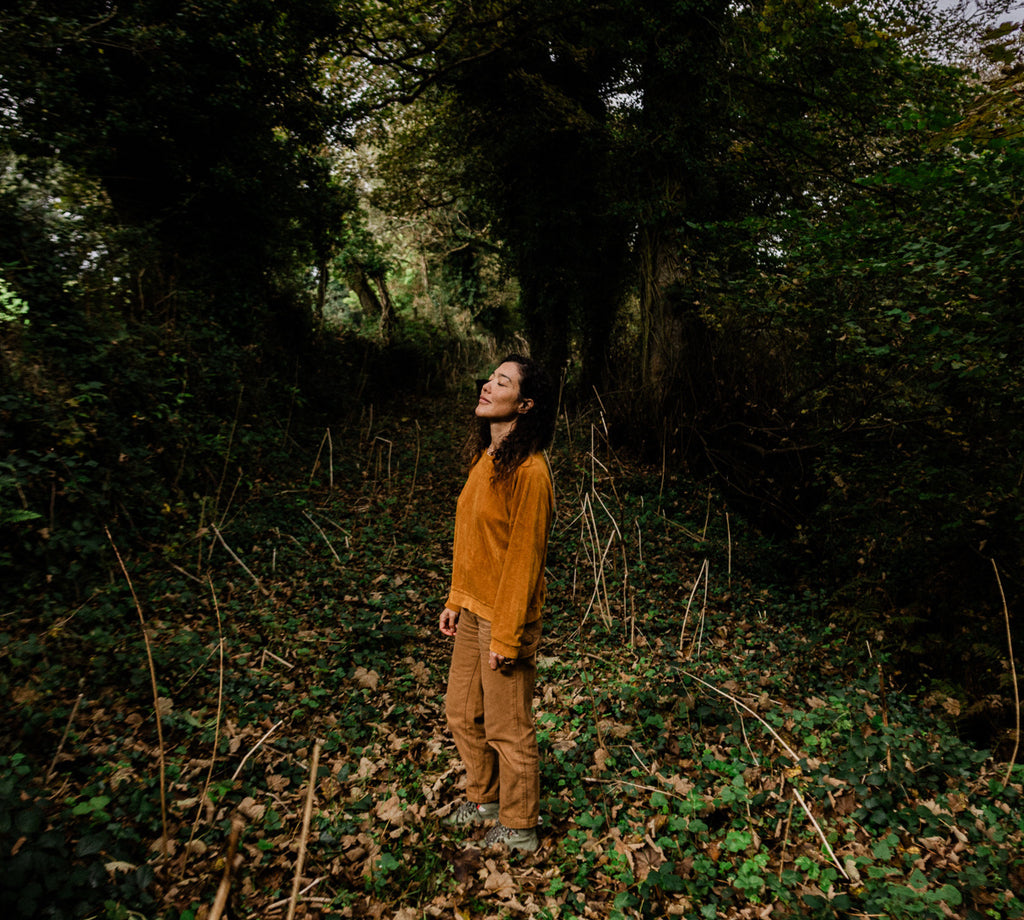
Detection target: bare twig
<box><xmin>167</xmin><ymin>561</ymin><xmax>205</xmax><ymax>585</ymax></box>
<box><xmin>582</xmin><ymin>775</ymin><xmax>692</xmax><ymax>802</ymax></box>
<box><xmin>232</xmin><ymin>720</ymin><xmax>284</xmax><ymax>781</ymax></box>
<box><xmin>260</xmin><ymin>649</ymin><xmax>295</xmax><ymax>671</ymax></box>
<box><xmin>309</xmin><ymin>428</ymin><xmax>329</xmax><ymax>486</ymax></box>
<box><xmin>373</xmin><ymin>436</ymin><xmax>394</xmax><ymax>487</ymax></box>
<box><xmin>286</xmin><ymin>741</ymin><xmax>323</xmax><ymax>920</ymax></box>
<box><xmin>725</xmin><ymin>512</ymin><xmax>732</xmax><ymax>587</ymax></box>
<box><xmin>661</xmin><ymin>515</ymin><xmax>705</xmax><ymax>544</ymax></box>
<box><xmin>680</xmin><ymin>667</ymin><xmax>800</xmax><ymax>762</ymax></box>
<box><xmin>697</xmin><ymin>567</ymin><xmax>709</xmax><ymax>657</ymax></box>
<box><xmin>327</xmin><ymin>428</ymin><xmax>334</xmax><ymax>490</ymax></box>
<box><xmin>182</xmin><ymin>578</ymin><xmax>226</xmax><ymax>878</ymax></box>
<box><xmin>214</xmin><ymin>386</ymin><xmax>244</xmax><ymax>523</ymax></box>
<box><xmin>679</xmin><ymin>559</ymin><xmax>709</xmax><ymax>652</ymax></box>
<box><xmin>878</xmin><ymin>663</ymin><xmax>893</xmax><ymax>772</ymax></box>
<box><xmin>303</xmin><ymin>511</ymin><xmax>342</xmax><ymax>564</ymax></box>
<box><xmin>45</xmin><ymin>691</ymin><xmax>84</xmax><ymax>784</ymax></box>
<box><xmin>993</xmin><ymin>559</ymin><xmax>1020</xmax><ymax>789</ymax></box>
<box><xmin>777</xmin><ymin>799</ymin><xmax>795</xmax><ymax>880</ymax></box>
<box><xmin>218</xmin><ymin>469</ymin><xmax>244</xmax><ymax>529</ymax></box>
<box><xmin>790</xmin><ymin>786</ymin><xmax>850</xmax><ymax>880</ymax></box>
<box><xmin>267</xmin><ymin>878</ymin><xmax>326</xmax><ymax>912</ymax></box>
<box><xmin>208</xmin><ymin>817</ymin><xmax>245</xmax><ymax>920</ymax></box>
<box><xmin>210</xmin><ymin>524</ymin><xmax>270</xmax><ymax>596</ymax></box>
<box><xmin>105</xmin><ymin>528</ymin><xmax>169</xmax><ymax>849</ymax></box>
<box><xmin>409</xmin><ymin>420</ymin><xmax>421</xmax><ymax>500</ymax></box>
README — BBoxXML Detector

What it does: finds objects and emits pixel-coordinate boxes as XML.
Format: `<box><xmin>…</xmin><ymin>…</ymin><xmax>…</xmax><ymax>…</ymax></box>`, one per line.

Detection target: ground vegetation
<box><xmin>2</xmin><ymin>389</ymin><xmax>1022</xmax><ymax>919</ymax></box>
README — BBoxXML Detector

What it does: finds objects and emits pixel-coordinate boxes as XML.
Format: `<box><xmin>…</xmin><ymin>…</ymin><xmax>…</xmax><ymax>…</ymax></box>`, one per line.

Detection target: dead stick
<box><xmin>213</xmin><ymin>385</ymin><xmax>244</xmax><ymax>523</ymax></box>
<box><xmin>286</xmin><ymin>741</ymin><xmax>323</xmax><ymax>920</ymax></box>
<box><xmin>408</xmin><ymin>420</ymin><xmax>421</xmax><ymax>501</ymax></box>
<box><xmin>679</xmin><ymin>559</ymin><xmax>708</xmax><ymax>652</ymax></box>
<box><xmin>267</xmin><ymin>878</ymin><xmax>325</xmax><ymax>911</ymax></box>
<box><xmin>211</xmin><ymin>523</ymin><xmax>270</xmax><ymax>596</ymax></box>
<box><xmin>167</xmin><ymin>561</ymin><xmax>205</xmax><ymax>585</ymax></box>
<box><xmin>878</xmin><ymin>663</ymin><xmax>893</xmax><ymax>772</ymax></box>
<box><xmin>45</xmin><ymin>691</ymin><xmax>84</xmax><ymax>783</ymax></box>
<box><xmin>182</xmin><ymin>578</ymin><xmax>227</xmax><ymax>878</ymax></box>
<box><xmin>791</xmin><ymin>787</ymin><xmax>849</xmax><ymax>880</ymax></box>
<box><xmin>582</xmin><ymin>775</ymin><xmax>691</xmax><ymax>802</ymax></box>
<box><xmin>777</xmin><ymin>799</ymin><xmax>795</xmax><ymax>881</ymax></box>
<box><xmin>680</xmin><ymin>667</ymin><xmax>801</xmax><ymax>762</ymax></box>
<box><xmin>303</xmin><ymin>511</ymin><xmax>341</xmax><ymax>563</ymax></box>
<box><xmin>308</xmin><ymin>429</ymin><xmax>329</xmax><ymax>486</ymax></box>
<box><xmin>106</xmin><ymin>528</ymin><xmax>169</xmax><ymax>849</ymax></box>
<box><xmin>231</xmin><ymin>719</ymin><xmax>284</xmax><ymax>781</ymax></box>
<box><xmin>261</xmin><ymin>649</ymin><xmax>295</xmax><ymax>671</ymax></box>
<box><xmin>994</xmin><ymin>559</ymin><xmax>1021</xmax><ymax>789</ymax></box>
<box><xmin>208</xmin><ymin>817</ymin><xmax>244</xmax><ymax>920</ymax></box>
<box><xmin>327</xmin><ymin>427</ymin><xmax>334</xmax><ymax>490</ymax></box>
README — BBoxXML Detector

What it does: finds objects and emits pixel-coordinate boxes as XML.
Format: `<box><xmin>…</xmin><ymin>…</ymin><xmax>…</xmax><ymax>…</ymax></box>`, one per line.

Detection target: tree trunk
<box><xmin>346</xmin><ymin>263</ymin><xmax>395</xmax><ymax>345</ymax></box>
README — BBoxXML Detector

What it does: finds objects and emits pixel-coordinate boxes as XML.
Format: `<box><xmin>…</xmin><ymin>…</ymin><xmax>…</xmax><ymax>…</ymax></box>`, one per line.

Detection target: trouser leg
<box><xmin>479</xmin><ymin>616</ymin><xmax>542</xmax><ymax>830</ymax></box>
<box><xmin>445</xmin><ymin>610</ymin><xmax>499</xmax><ymax>804</ymax></box>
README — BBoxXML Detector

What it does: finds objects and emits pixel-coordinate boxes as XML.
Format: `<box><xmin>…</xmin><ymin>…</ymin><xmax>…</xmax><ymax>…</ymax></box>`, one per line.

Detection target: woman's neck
<box><xmin>488</xmin><ymin>419</ymin><xmax>516</xmax><ymax>453</ymax></box>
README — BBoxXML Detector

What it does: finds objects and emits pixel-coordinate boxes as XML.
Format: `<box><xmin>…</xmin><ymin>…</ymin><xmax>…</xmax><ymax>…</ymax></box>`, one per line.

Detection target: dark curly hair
<box><xmin>472</xmin><ymin>354</ymin><xmax>557</xmax><ymax>483</ymax></box>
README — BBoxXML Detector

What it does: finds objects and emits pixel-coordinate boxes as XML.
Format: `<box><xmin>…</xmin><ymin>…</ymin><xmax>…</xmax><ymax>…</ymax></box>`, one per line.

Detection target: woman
<box><xmin>439</xmin><ymin>354</ymin><xmax>557</xmax><ymax>852</ymax></box>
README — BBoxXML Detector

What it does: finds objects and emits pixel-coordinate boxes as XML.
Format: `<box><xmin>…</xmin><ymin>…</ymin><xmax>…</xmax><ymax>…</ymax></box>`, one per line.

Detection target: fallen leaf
<box><xmin>374</xmin><ymin>794</ymin><xmax>406</xmax><ymax>825</ymax></box>
<box><xmin>354</xmin><ymin>666</ymin><xmax>380</xmax><ymax>690</ymax></box>
<box><xmin>483</xmin><ymin>868</ymin><xmax>517</xmax><ymax>899</ymax></box>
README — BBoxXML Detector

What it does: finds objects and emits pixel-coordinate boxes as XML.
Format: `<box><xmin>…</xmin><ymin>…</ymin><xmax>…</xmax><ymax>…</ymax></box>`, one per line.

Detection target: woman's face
<box><xmin>476</xmin><ymin>361</ymin><xmax>532</xmax><ymax>421</ymax></box>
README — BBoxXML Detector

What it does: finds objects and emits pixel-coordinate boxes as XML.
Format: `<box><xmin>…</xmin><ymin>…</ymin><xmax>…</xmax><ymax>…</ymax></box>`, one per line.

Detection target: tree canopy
<box><xmin>2</xmin><ymin>0</ymin><xmax>1023</xmax><ymax>657</ymax></box>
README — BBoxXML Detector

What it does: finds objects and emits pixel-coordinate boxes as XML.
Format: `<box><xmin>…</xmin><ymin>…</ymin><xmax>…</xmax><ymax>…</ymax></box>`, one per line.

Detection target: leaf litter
<box><xmin>2</xmin><ymin>395</ymin><xmax>1022</xmax><ymax>920</ymax></box>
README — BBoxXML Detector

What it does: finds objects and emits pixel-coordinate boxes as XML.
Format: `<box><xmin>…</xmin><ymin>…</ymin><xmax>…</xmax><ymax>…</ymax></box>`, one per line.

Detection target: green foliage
<box><xmin>0</xmin><ymin>273</ymin><xmax>29</xmax><ymax>327</ymax></box>
<box><xmin>0</xmin><ymin>1</ymin><xmax>356</xmax><ymax>330</ymax></box>
<box><xmin>722</xmin><ymin>123</ymin><xmax>1024</xmax><ymax>663</ymax></box>
<box><xmin>0</xmin><ymin>754</ymin><xmax>154</xmax><ymax>920</ymax></box>
<box><xmin>2</xmin><ymin>387</ymin><xmax>1023</xmax><ymax>918</ymax></box>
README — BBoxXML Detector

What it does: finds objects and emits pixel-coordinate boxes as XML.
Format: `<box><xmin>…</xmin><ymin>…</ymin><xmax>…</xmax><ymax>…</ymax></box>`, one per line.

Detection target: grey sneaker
<box><xmin>444</xmin><ymin>801</ymin><xmax>499</xmax><ymax>826</ymax></box>
<box><xmin>483</xmin><ymin>822</ymin><xmax>539</xmax><ymax>852</ymax></box>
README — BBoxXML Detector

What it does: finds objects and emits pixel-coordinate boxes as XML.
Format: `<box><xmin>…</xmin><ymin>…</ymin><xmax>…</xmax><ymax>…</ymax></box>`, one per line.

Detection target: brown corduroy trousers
<box><xmin>445</xmin><ymin>610</ymin><xmax>542</xmax><ymax>830</ymax></box>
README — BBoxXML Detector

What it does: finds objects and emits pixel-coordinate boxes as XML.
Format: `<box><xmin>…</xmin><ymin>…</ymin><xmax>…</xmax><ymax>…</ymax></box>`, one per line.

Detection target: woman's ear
<box><xmin>518</xmin><ymin>398</ymin><xmax>534</xmax><ymax>414</ymax></box>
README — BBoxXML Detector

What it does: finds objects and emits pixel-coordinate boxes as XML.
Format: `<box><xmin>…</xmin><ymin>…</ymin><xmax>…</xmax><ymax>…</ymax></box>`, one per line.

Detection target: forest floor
<box><xmin>2</xmin><ymin>392</ymin><xmax>1023</xmax><ymax>920</ymax></box>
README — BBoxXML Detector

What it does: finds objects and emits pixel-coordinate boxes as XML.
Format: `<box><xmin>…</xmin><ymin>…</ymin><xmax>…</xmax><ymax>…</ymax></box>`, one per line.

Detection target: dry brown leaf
<box><xmin>355</xmin><ymin>756</ymin><xmax>379</xmax><ymax>780</ymax></box>
<box><xmin>483</xmin><ymin>868</ymin><xmax>517</xmax><ymax>899</ymax></box>
<box><xmin>657</xmin><ymin>772</ymin><xmax>694</xmax><ymax>795</ymax></box>
<box><xmin>267</xmin><ymin>774</ymin><xmax>291</xmax><ymax>792</ymax></box>
<box><xmin>150</xmin><ymin>835</ymin><xmax>177</xmax><ymax>856</ymax></box>
<box><xmin>374</xmin><ymin>794</ymin><xmax>406</xmax><ymax>825</ymax></box>
<box><xmin>238</xmin><ymin>796</ymin><xmax>266</xmax><ymax>822</ymax></box>
<box><xmin>407</xmin><ymin>659</ymin><xmax>431</xmax><ymax>685</ymax></box>
<box><xmin>353</xmin><ymin>666</ymin><xmax>380</xmax><ymax>690</ymax></box>
<box><xmin>597</xmin><ymin>718</ymin><xmax>633</xmax><ymax>739</ymax></box>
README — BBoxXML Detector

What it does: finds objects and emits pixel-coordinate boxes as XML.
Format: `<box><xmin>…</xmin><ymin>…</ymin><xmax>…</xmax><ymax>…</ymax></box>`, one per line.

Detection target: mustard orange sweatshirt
<box><xmin>445</xmin><ymin>451</ymin><xmax>553</xmax><ymax>658</ymax></box>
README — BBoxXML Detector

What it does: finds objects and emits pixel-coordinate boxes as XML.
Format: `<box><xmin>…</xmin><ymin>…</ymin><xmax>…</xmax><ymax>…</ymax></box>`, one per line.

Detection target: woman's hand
<box><xmin>489</xmin><ymin>651</ymin><xmax>515</xmax><ymax>670</ymax></box>
<box><xmin>439</xmin><ymin>607</ymin><xmax>460</xmax><ymax>636</ymax></box>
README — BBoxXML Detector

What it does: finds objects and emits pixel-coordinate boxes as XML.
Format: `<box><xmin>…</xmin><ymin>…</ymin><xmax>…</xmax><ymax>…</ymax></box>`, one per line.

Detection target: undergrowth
<box><xmin>1</xmin><ymin>392</ymin><xmax>1022</xmax><ymax>920</ymax></box>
